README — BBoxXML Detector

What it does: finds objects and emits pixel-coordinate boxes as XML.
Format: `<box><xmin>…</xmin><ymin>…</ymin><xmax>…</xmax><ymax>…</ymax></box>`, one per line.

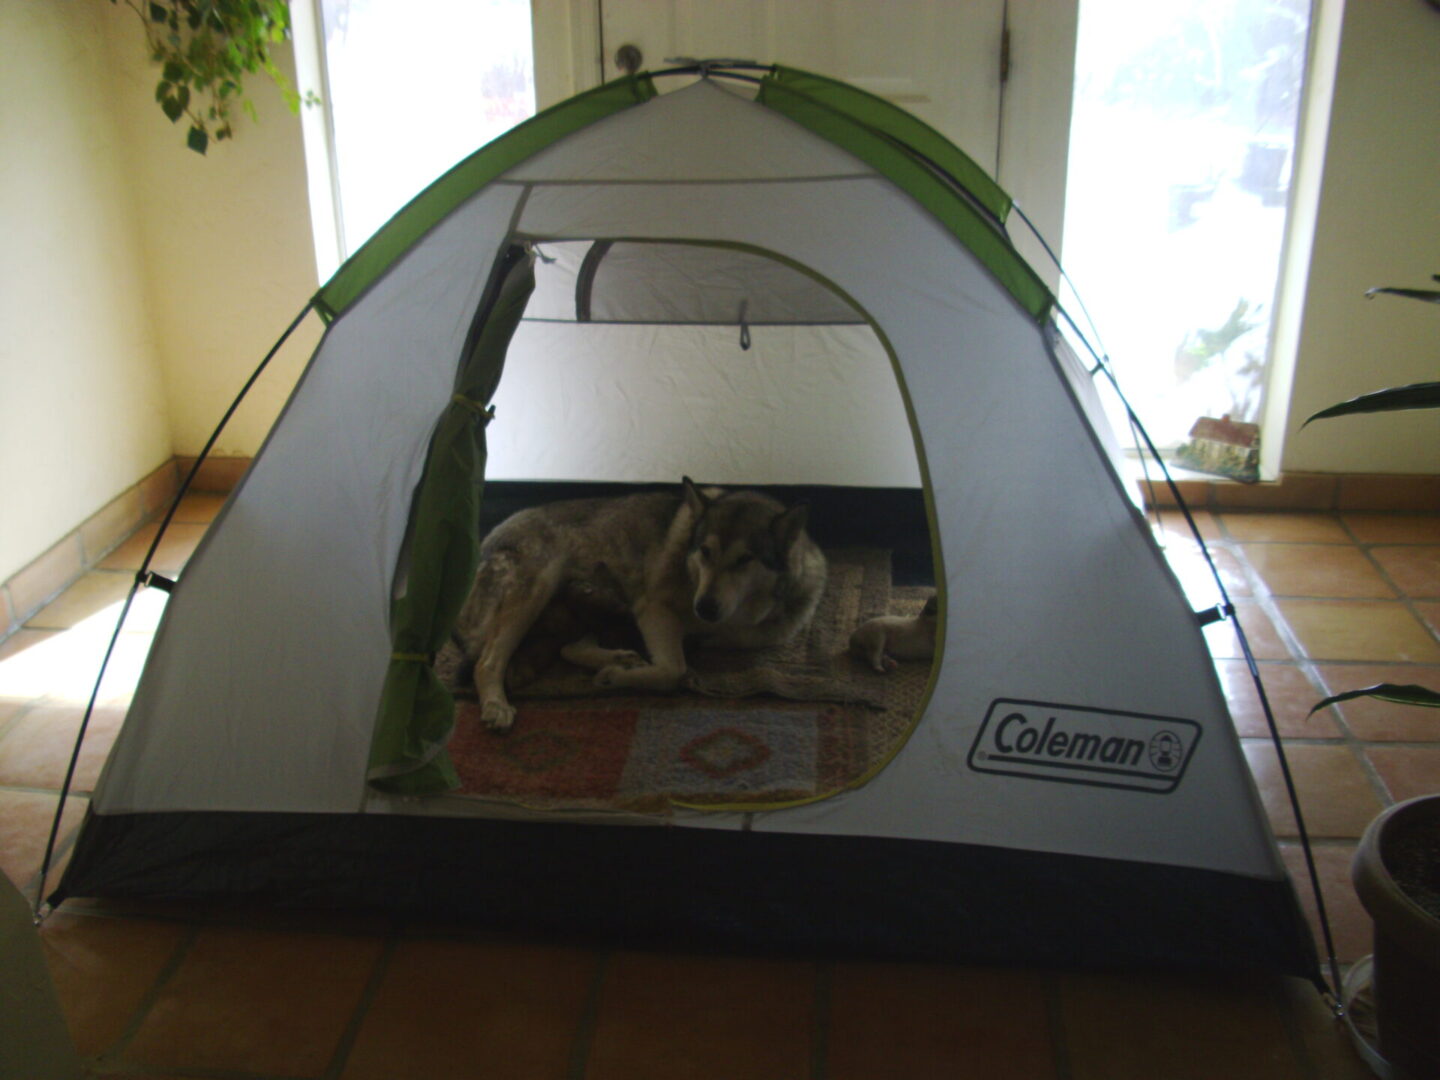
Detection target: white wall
<box><xmin>4</xmin><ymin>1</ymin><xmax>1436</xmax><ymax>587</ymax></box>
<box><xmin>1276</xmin><ymin>0</ymin><xmax>1440</xmax><ymax>475</ymax></box>
<box><xmin>99</xmin><ymin>7</ymin><xmax>325</xmax><ymax>461</ymax></box>
<box><xmin>0</xmin><ymin>0</ymin><xmax>172</xmax><ymax>582</ymax></box>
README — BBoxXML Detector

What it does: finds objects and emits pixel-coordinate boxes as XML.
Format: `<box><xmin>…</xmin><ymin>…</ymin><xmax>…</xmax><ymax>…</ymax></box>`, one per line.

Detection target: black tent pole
<box><xmin>33</xmin><ymin>301</ymin><xmax>316</xmax><ymax>920</ymax></box>
<box><xmin>1008</xmin><ymin>203</ymin><xmax>1343</xmax><ymax>1006</ymax></box>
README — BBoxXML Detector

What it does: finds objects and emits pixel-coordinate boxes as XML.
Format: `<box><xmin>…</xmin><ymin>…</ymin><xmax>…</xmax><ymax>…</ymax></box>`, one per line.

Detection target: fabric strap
<box><xmin>366</xmin><ymin>243</ymin><xmax>536</xmax><ymax>791</ymax></box>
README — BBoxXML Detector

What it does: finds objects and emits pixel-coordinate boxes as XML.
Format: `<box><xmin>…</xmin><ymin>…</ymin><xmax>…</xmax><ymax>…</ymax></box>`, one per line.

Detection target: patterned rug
<box><xmin>439</xmin><ymin>548</ymin><xmax>933</xmax><ymax>813</ymax></box>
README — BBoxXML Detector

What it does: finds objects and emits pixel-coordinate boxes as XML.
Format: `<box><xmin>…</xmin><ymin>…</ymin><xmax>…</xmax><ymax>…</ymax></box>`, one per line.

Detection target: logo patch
<box><xmin>968</xmin><ymin>699</ymin><xmax>1201</xmax><ymax>794</ymax></box>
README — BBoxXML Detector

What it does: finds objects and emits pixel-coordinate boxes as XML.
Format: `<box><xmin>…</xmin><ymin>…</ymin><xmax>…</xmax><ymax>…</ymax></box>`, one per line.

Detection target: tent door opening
<box><xmin>373</xmin><ymin>236</ymin><xmax>944</xmax><ymax>816</ymax></box>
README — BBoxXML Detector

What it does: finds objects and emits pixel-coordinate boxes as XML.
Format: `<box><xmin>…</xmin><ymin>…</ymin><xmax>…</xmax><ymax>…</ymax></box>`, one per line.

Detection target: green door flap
<box><xmin>367</xmin><ymin>243</ymin><xmax>536</xmax><ymax>794</ymax></box>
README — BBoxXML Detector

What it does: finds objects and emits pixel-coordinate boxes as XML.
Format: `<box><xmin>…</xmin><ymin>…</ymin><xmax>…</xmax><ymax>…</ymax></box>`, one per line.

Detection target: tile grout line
<box><xmin>567</xmin><ymin>947</ymin><xmax>610</xmax><ymax>1080</ymax></box>
<box><xmin>1315</xmin><ymin>516</ymin><xmax>1411</xmax><ymax>808</ymax></box>
<box><xmin>1353</xmin><ymin>528</ymin><xmax>1440</xmax><ymax>653</ymax></box>
<box><xmin>1269</xmin><ymin>975</ymin><xmax>1320</xmax><ymax>1080</ymax></box>
<box><xmin>91</xmin><ymin>920</ymin><xmax>202</xmax><ymax>1072</ymax></box>
<box><xmin>809</xmin><ymin>960</ymin><xmax>831</xmax><ymax>1080</ymax></box>
<box><xmin>320</xmin><ymin>929</ymin><xmax>401</xmax><ymax>1080</ymax></box>
<box><xmin>1043</xmin><ymin>973</ymin><xmax>1074</xmax><ymax>1080</ymax></box>
<box><xmin>1220</xmin><ymin>519</ymin><xmax>1396</xmax><ymax>810</ymax></box>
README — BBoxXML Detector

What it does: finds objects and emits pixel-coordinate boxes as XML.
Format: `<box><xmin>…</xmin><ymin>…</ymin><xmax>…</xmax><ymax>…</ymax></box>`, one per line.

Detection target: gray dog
<box><xmin>452</xmin><ymin>478</ymin><xmax>827</xmax><ymax>731</ymax></box>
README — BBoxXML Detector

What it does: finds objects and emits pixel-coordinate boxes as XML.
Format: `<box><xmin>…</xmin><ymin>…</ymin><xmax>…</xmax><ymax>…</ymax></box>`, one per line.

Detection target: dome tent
<box><xmin>50</xmin><ymin>63</ymin><xmax>1324</xmax><ymax>985</ymax></box>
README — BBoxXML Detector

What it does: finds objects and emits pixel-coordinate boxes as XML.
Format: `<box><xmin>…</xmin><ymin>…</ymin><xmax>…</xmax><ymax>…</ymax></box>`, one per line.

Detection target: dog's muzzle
<box><xmin>695</xmin><ymin>595</ymin><xmax>722</xmax><ymax>623</ymax></box>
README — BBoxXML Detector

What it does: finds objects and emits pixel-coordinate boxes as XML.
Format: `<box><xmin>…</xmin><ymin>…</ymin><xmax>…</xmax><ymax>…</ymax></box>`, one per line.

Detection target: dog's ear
<box><xmin>770</xmin><ymin>503</ymin><xmax>810</xmax><ymax>554</ymax></box>
<box><xmin>682</xmin><ymin>476</ymin><xmax>710</xmax><ymax>517</ymax></box>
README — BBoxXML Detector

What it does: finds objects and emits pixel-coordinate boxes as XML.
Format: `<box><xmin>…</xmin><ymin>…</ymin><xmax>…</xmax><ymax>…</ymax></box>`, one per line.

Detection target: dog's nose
<box><xmin>695</xmin><ymin>596</ymin><xmax>721</xmax><ymax>622</ymax></box>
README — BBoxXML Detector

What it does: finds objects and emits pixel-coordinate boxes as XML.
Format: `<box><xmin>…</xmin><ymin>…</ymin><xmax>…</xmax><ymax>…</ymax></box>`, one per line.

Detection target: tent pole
<box><xmin>1116</xmin><ymin>391</ymin><xmax>1346</xmax><ymax>1010</ymax></box>
<box><xmin>138</xmin><ymin>300</ymin><xmax>318</xmax><ymax>587</ymax></box>
<box><xmin>1064</xmin><ymin>306</ymin><xmax>1344</xmax><ymax>1008</ymax></box>
<box><xmin>32</xmin><ymin>301</ymin><xmax>317</xmax><ymax>921</ymax></box>
<box><xmin>1012</xmin><ymin>204</ymin><xmax>1343</xmax><ymax>1008</ymax></box>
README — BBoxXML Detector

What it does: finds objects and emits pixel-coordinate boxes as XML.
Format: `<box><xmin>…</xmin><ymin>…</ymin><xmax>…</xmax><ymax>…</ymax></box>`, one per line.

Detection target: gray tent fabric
<box><xmin>58</xmin><ymin>68</ymin><xmax>1320</xmax><ymax>985</ymax></box>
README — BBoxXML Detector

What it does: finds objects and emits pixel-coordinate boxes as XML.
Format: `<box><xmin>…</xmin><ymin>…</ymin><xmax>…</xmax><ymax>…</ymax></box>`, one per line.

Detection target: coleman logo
<box><xmin>968</xmin><ymin>699</ymin><xmax>1201</xmax><ymax>794</ymax></box>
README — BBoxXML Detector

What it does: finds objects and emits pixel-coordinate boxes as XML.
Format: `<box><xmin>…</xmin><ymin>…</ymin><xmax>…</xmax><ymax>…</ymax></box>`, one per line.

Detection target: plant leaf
<box><xmin>1302</xmin><ymin>381</ymin><xmax>1440</xmax><ymax>426</ymax></box>
<box><xmin>148</xmin><ymin>2</ymin><xmax>168</xmax><ymax>23</ymax></box>
<box><xmin>1309</xmin><ymin>683</ymin><xmax>1440</xmax><ymax>716</ymax></box>
<box><xmin>1366</xmin><ymin>287</ymin><xmax>1440</xmax><ymax>304</ymax></box>
<box><xmin>187</xmin><ymin>125</ymin><xmax>209</xmax><ymax>154</ymax></box>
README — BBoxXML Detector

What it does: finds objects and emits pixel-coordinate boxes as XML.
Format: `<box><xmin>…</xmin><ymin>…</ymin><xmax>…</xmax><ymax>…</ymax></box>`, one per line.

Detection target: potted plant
<box><xmin>110</xmin><ymin>0</ymin><xmax>317</xmax><ymax>154</ymax></box>
<box><xmin>1302</xmin><ymin>276</ymin><xmax>1440</xmax><ymax>1079</ymax></box>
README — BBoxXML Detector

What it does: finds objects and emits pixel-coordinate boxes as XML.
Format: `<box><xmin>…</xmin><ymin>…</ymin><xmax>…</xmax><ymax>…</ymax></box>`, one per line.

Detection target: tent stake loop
<box><xmin>136</xmin><ymin>570</ymin><xmax>176</xmax><ymax>593</ymax></box>
<box><xmin>1195</xmin><ymin>602</ymin><xmax>1234</xmax><ymax>627</ymax></box>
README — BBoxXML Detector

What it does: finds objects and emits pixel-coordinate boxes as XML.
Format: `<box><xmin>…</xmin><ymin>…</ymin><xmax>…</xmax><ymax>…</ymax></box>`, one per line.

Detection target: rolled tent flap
<box><xmin>525</xmin><ymin>239</ymin><xmax>867</xmax><ymax>326</ymax></box>
<box><xmin>367</xmin><ymin>244</ymin><xmax>536</xmax><ymax>793</ymax></box>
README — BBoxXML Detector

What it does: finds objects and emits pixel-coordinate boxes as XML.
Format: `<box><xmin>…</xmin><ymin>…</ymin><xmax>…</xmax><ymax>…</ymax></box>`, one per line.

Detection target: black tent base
<box><xmin>54</xmin><ymin>809</ymin><xmax>1321</xmax><ymax>986</ymax></box>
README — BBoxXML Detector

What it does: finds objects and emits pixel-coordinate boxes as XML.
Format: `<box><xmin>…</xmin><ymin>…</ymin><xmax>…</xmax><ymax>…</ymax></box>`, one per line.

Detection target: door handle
<box><xmin>615</xmin><ymin>44</ymin><xmax>643</xmax><ymax>76</ymax></box>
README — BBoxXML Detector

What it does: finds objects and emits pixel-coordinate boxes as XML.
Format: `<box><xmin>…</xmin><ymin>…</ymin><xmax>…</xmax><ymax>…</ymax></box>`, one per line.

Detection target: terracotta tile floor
<box><xmin>4</xmin><ymin>502</ymin><xmax>1437</xmax><ymax>1078</ymax></box>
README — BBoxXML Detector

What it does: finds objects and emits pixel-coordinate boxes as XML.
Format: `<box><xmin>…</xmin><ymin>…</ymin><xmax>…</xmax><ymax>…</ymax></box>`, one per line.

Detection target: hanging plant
<box><xmin>112</xmin><ymin>0</ymin><xmax>317</xmax><ymax>154</ymax></box>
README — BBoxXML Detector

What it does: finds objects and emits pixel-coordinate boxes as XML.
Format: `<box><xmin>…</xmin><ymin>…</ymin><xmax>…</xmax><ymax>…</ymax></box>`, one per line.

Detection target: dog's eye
<box><xmin>698</xmin><ymin>544</ymin><xmax>713</xmax><ymax>562</ymax></box>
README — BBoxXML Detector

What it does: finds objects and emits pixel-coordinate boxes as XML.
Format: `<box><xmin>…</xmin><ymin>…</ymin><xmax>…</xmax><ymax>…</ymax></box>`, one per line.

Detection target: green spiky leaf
<box><xmin>1366</xmin><ymin>287</ymin><xmax>1440</xmax><ymax>304</ymax></box>
<box><xmin>1309</xmin><ymin>683</ymin><xmax>1440</xmax><ymax>717</ymax></box>
<box><xmin>1302</xmin><ymin>381</ymin><xmax>1440</xmax><ymax>426</ymax></box>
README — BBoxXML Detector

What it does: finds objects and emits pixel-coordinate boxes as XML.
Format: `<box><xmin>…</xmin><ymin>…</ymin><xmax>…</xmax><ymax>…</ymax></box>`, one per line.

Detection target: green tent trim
<box><xmin>313</xmin><ymin>65</ymin><xmax>1049</xmax><ymax>328</ymax></box>
<box><xmin>314</xmin><ymin>75</ymin><xmax>657</xmax><ymax>322</ymax></box>
<box><xmin>763</xmin><ymin>65</ymin><xmax>1013</xmax><ymax>225</ymax></box>
<box><xmin>367</xmin><ymin>244</ymin><xmax>536</xmax><ymax>793</ymax></box>
<box><xmin>755</xmin><ymin>68</ymin><xmax>1052</xmax><ymax>321</ymax></box>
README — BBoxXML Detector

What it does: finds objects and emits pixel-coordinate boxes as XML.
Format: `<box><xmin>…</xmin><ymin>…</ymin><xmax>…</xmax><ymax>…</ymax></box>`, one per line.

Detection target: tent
<box><xmin>50</xmin><ymin>63</ymin><xmax>1325</xmax><ymax>984</ymax></box>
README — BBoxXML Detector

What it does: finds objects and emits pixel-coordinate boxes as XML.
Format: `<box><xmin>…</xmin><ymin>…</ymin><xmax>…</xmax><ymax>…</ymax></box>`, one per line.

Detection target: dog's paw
<box><xmin>610</xmin><ymin>649</ymin><xmax>647</xmax><ymax>670</ymax></box>
<box><xmin>480</xmin><ymin>700</ymin><xmax>517</xmax><ymax>732</ymax></box>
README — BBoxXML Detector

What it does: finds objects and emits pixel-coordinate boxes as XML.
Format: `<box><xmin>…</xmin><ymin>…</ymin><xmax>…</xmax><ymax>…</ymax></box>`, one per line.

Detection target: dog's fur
<box><xmin>452</xmin><ymin>478</ymin><xmax>827</xmax><ymax>731</ymax></box>
<box><xmin>849</xmin><ymin>593</ymin><xmax>938</xmax><ymax>673</ymax></box>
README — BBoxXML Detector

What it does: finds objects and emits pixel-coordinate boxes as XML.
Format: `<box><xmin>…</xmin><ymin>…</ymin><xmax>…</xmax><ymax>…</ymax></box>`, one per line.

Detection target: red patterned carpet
<box><xmin>442</xmin><ymin>549</ymin><xmax>934</xmax><ymax>813</ymax></box>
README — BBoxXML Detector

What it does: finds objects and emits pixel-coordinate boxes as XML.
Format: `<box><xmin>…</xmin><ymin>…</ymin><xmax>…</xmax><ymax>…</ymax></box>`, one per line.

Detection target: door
<box><xmin>599</xmin><ymin>0</ymin><xmax>1006</xmax><ymax>175</ymax></box>
<box><xmin>533</xmin><ymin>0</ymin><xmax>1076</xmax><ymax>287</ymax></box>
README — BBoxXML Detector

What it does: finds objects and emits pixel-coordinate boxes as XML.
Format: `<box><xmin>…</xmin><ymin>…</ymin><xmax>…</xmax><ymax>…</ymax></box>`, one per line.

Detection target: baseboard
<box><xmin>125</xmin><ymin>457</ymin><xmax>1440</xmax><ymax>513</ymax></box>
<box><xmin>1138</xmin><ymin>471</ymin><xmax>1440</xmax><ymax>512</ymax></box>
<box><xmin>1</xmin><ymin>461</ymin><xmax>180</xmax><ymax>641</ymax></box>
<box><xmin>173</xmin><ymin>455</ymin><xmax>252</xmax><ymax>494</ymax></box>
<box><xmin>5</xmin><ymin>456</ymin><xmax>1436</xmax><ymax>643</ymax></box>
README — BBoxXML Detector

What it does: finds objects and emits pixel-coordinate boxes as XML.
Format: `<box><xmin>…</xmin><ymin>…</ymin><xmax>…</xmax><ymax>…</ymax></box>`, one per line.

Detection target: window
<box><xmin>1061</xmin><ymin>0</ymin><xmax>1311</xmax><ymax>467</ymax></box>
<box><xmin>317</xmin><ymin>0</ymin><xmax>536</xmax><ymax>254</ymax></box>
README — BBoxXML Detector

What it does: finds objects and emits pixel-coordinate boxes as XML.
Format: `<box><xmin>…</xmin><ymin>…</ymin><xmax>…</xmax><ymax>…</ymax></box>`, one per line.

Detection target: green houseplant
<box><xmin>113</xmin><ymin>0</ymin><xmax>316</xmax><ymax>154</ymax></box>
<box><xmin>1303</xmin><ymin>276</ymin><xmax>1440</xmax><ymax>1080</ymax></box>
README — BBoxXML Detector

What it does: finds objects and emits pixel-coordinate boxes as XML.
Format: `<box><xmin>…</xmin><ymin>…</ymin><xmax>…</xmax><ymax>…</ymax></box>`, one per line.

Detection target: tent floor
<box><xmin>54</xmin><ymin>808</ymin><xmax>1322</xmax><ymax>986</ymax></box>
